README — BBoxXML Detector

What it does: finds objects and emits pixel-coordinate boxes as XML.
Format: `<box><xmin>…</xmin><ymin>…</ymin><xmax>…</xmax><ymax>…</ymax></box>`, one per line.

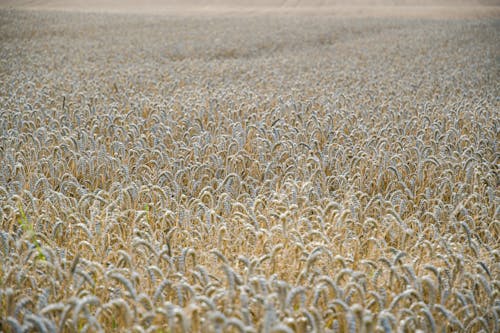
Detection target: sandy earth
<box><xmin>1</xmin><ymin>0</ymin><xmax>499</xmax><ymax>18</ymax></box>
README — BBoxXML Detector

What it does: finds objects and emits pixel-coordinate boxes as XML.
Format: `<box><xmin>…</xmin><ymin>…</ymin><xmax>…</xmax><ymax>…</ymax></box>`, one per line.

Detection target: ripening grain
<box><xmin>0</xmin><ymin>8</ymin><xmax>499</xmax><ymax>333</ymax></box>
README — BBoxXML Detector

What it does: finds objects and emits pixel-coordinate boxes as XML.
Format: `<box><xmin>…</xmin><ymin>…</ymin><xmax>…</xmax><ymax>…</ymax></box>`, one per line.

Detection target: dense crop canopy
<box><xmin>0</xmin><ymin>9</ymin><xmax>498</xmax><ymax>333</ymax></box>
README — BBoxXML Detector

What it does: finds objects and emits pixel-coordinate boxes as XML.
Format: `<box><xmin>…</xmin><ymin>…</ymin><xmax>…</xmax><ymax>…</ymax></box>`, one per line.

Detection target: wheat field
<box><xmin>0</xmin><ymin>3</ymin><xmax>499</xmax><ymax>333</ymax></box>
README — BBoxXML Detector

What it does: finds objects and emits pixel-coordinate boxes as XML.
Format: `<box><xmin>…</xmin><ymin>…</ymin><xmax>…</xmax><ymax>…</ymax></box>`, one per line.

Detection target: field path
<box><xmin>1</xmin><ymin>0</ymin><xmax>500</xmax><ymax>18</ymax></box>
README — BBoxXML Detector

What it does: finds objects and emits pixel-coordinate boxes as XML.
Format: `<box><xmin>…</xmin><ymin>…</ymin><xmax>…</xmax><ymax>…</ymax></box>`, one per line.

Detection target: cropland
<box><xmin>0</xmin><ymin>1</ymin><xmax>499</xmax><ymax>332</ymax></box>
